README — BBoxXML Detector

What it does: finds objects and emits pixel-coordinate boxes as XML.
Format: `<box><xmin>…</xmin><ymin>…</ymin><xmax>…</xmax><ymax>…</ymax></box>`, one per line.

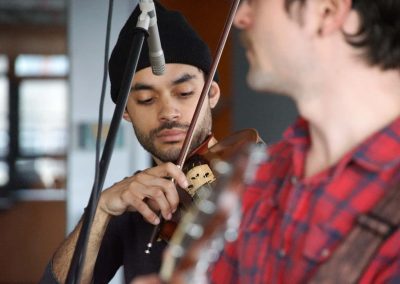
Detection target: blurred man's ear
<box><xmin>209</xmin><ymin>81</ymin><xmax>221</xmax><ymax>109</ymax></box>
<box><xmin>304</xmin><ymin>0</ymin><xmax>352</xmax><ymax>37</ymax></box>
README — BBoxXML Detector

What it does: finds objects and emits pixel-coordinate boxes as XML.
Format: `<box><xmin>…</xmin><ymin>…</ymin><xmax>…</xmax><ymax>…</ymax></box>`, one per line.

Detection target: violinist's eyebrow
<box><xmin>130</xmin><ymin>73</ymin><xmax>197</xmax><ymax>93</ymax></box>
<box><xmin>130</xmin><ymin>83</ymin><xmax>154</xmax><ymax>93</ymax></box>
<box><xmin>171</xmin><ymin>73</ymin><xmax>197</xmax><ymax>85</ymax></box>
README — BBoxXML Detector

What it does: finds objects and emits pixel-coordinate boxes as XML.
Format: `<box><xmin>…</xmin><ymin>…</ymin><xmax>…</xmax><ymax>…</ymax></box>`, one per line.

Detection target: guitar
<box><xmin>159</xmin><ymin>143</ymin><xmax>267</xmax><ymax>283</ymax></box>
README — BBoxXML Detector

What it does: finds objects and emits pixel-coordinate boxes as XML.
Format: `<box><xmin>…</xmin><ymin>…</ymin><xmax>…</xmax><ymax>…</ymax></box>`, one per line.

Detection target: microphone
<box><xmin>139</xmin><ymin>0</ymin><xmax>165</xmax><ymax>75</ymax></box>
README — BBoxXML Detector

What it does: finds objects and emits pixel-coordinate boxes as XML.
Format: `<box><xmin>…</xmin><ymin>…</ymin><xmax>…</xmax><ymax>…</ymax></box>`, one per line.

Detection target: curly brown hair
<box><xmin>284</xmin><ymin>0</ymin><xmax>400</xmax><ymax>70</ymax></box>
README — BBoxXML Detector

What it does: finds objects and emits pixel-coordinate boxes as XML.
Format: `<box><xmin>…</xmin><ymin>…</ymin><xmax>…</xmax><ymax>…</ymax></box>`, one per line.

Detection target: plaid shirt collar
<box><xmin>284</xmin><ymin>116</ymin><xmax>400</xmax><ymax>179</ymax></box>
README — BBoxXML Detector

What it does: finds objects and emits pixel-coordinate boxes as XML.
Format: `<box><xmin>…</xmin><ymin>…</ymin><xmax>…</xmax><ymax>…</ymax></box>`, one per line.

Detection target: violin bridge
<box><xmin>185</xmin><ymin>164</ymin><xmax>216</xmax><ymax>197</ymax></box>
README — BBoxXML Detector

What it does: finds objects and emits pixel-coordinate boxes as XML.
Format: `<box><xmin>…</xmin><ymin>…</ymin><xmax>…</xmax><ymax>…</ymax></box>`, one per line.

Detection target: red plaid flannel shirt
<box><xmin>210</xmin><ymin>117</ymin><xmax>400</xmax><ymax>283</ymax></box>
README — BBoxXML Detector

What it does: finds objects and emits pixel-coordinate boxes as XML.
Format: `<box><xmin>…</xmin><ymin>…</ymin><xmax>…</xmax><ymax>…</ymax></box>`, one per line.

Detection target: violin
<box><xmin>158</xmin><ymin>128</ymin><xmax>263</xmax><ymax>242</ymax></box>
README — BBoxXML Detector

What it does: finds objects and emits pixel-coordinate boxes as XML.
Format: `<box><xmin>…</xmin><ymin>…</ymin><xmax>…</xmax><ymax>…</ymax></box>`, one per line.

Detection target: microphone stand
<box><xmin>65</xmin><ymin>7</ymin><xmax>153</xmax><ymax>284</ymax></box>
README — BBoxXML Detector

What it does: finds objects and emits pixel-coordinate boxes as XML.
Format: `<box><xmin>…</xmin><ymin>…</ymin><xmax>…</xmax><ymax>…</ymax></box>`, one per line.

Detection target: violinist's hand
<box><xmin>98</xmin><ymin>162</ymin><xmax>189</xmax><ymax>225</ymax></box>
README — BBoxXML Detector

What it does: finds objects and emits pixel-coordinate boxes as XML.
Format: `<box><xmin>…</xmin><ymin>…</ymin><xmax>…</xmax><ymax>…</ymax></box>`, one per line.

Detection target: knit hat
<box><xmin>109</xmin><ymin>1</ymin><xmax>218</xmax><ymax>103</ymax></box>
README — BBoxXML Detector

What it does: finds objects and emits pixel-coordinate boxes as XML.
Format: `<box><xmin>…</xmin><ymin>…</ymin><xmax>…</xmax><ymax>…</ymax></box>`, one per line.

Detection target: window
<box><xmin>1</xmin><ymin>54</ymin><xmax>69</xmax><ymax>193</ymax></box>
<box><xmin>15</xmin><ymin>55</ymin><xmax>69</xmax><ymax>77</ymax></box>
<box><xmin>19</xmin><ymin>79</ymin><xmax>68</xmax><ymax>155</ymax></box>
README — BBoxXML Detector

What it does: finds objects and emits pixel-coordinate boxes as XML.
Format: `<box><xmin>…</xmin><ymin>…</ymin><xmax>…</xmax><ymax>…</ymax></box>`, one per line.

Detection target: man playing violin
<box><xmin>40</xmin><ymin>2</ymin><xmax>221</xmax><ymax>283</ymax></box>
<box><xmin>209</xmin><ymin>0</ymin><xmax>400</xmax><ymax>283</ymax></box>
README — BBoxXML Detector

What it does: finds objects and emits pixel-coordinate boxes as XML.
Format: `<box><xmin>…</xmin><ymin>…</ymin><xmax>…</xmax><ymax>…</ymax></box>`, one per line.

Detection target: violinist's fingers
<box><xmin>121</xmin><ymin>178</ymin><xmax>173</xmax><ymax>222</ymax></box>
<box><xmin>146</xmin><ymin>199</ymin><xmax>160</xmax><ymax>212</ymax></box>
<box><xmin>146</xmin><ymin>162</ymin><xmax>189</xmax><ymax>189</ymax></box>
<box><xmin>99</xmin><ymin>162</ymin><xmax>188</xmax><ymax>220</ymax></box>
<box><xmin>139</xmin><ymin>164</ymin><xmax>185</xmax><ymax>210</ymax></box>
<box><xmin>132</xmin><ymin>174</ymin><xmax>179</xmax><ymax>213</ymax></box>
<box><xmin>123</xmin><ymin>190</ymin><xmax>161</xmax><ymax>225</ymax></box>
<box><xmin>142</xmin><ymin>186</ymin><xmax>173</xmax><ymax>220</ymax></box>
<box><xmin>162</xmin><ymin>185</ymin><xmax>180</xmax><ymax>213</ymax></box>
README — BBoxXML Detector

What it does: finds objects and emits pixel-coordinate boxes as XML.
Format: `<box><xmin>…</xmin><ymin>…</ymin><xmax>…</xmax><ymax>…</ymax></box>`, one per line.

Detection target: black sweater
<box><xmin>40</xmin><ymin>212</ymin><xmax>167</xmax><ymax>283</ymax></box>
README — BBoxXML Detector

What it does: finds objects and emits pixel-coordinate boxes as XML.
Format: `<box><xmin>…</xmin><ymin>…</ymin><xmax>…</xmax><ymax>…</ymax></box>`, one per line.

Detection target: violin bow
<box><xmin>145</xmin><ymin>0</ymin><xmax>242</xmax><ymax>253</ymax></box>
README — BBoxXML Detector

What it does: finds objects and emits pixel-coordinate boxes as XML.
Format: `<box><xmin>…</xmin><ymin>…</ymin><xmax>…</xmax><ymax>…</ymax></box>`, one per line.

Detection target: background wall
<box><xmin>68</xmin><ymin>0</ymin><xmax>145</xmax><ymax>282</ymax></box>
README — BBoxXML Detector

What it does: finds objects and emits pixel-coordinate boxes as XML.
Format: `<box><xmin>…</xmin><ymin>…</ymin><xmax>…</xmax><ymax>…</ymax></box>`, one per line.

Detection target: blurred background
<box><xmin>0</xmin><ymin>0</ymin><xmax>296</xmax><ymax>283</ymax></box>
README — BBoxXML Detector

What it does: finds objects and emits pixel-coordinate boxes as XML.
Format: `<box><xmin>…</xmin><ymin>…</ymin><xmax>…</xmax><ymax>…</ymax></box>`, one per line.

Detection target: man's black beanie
<box><xmin>109</xmin><ymin>1</ymin><xmax>217</xmax><ymax>103</ymax></box>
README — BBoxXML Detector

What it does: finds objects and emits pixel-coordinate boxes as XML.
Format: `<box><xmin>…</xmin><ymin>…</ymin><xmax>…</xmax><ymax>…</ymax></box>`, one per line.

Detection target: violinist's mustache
<box><xmin>151</xmin><ymin>122</ymin><xmax>189</xmax><ymax>136</ymax></box>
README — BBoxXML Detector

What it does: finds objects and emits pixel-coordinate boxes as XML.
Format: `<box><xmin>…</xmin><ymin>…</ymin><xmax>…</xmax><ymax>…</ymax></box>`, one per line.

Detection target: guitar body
<box><xmin>160</xmin><ymin>143</ymin><xmax>267</xmax><ymax>283</ymax></box>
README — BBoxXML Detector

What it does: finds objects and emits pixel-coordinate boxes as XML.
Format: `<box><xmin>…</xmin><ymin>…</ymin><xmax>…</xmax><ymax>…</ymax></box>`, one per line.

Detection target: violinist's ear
<box><xmin>209</xmin><ymin>81</ymin><xmax>221</xmax><ymax>109</ymax></box>
<box><xmin>122</xmin><ymin>109</ymin><xmax>132</xmax><ymax>122</ymax></box>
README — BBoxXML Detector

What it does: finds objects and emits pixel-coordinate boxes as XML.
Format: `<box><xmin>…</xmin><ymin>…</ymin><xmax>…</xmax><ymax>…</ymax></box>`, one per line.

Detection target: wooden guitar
<box><xmin>159</xmin><ymin>143</ymin><xmax>267</xmax><ymax>283</ymax></box>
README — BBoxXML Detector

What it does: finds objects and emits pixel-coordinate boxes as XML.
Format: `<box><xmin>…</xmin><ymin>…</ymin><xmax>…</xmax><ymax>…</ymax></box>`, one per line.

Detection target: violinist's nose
<box><xmin>234</xmin><ymin>0</ymin><xmax>252</xmax><ymax>29</ymax></box>
<box><xmin>158</xmin><ymin>99</ymin><xmax>180</xmax><ymax>122</ymax></box>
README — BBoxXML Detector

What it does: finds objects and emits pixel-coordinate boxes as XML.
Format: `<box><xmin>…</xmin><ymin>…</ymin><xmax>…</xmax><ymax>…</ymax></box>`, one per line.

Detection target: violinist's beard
<box><xmin>133</xmin><ymin>107</ymin><xmax>212</xmax><ymax>163</ymax></box>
